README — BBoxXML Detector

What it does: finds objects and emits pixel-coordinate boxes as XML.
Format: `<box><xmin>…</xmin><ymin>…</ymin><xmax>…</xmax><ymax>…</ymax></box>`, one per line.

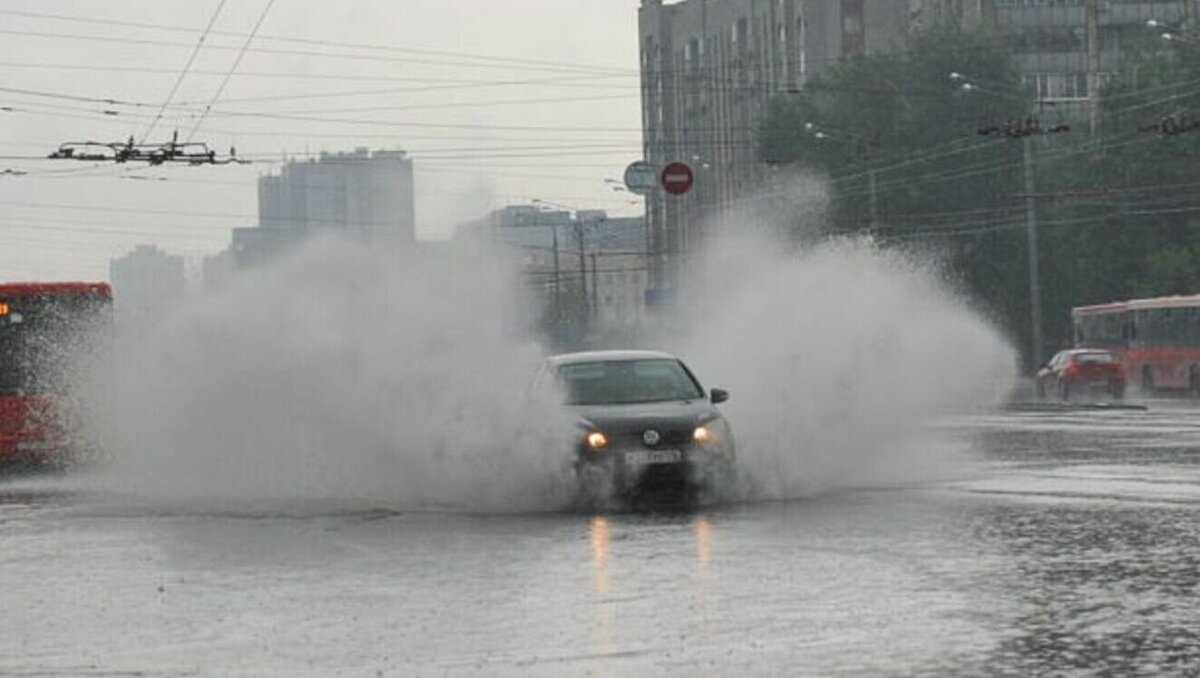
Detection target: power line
<box><xmin>0</xmin><ymin>27</ymin><xmax>629</xmax><ymax>76</ymax></box>
<box><xmin>0</xmin><ymin>60</ymin><xmax>641</xmax><ymax>89</ymax></box>
<box><xmin>0</xmin><ymin>8</ymin><xmax>632</xmax><ymax>76</ymax></box>
<box><xmin>143</xmin><ymin>0</ymin><xmax>228</xmax><ymax>142</ymax></box>
<box><xmin>187</xmin><ymin>0</ymin><xmax>276</xmax><ymax>143</ymax></box>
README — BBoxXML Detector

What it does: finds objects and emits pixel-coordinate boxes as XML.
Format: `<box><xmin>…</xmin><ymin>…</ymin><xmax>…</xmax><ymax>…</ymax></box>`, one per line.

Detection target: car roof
<box><xmin>546</xmin><ymin>350</ymin><xmax>679</xmax><ymax>367</ymax></box>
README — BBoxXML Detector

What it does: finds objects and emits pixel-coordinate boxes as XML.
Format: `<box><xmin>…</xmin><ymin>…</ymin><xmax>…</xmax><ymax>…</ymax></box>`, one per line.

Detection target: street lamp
<box><xmin>803</xmin><ymin>121</ymin><xmax>880</xmax><ymax>229</ymax></box>
<box><xmin>954</xmin><ymin>71</ymin><xmax>1046</xmax><ymax>369</ymax></box>
<box><xmin>1146</xmin><ymin>18</ymin><xmax>1193</xmax><ymax>41</ymax></box>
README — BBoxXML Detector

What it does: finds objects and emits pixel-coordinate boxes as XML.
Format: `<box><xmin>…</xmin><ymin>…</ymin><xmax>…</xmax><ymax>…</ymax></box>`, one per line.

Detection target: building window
<box><xmin>1024</xmin><ymin>72</ymin><xmax>1090</xmax><ymax>100</ymax></box>
<box><xmin>841</xmin><ymin>0</ymin><xmax>865</xmax><ymax>56</ymax></box>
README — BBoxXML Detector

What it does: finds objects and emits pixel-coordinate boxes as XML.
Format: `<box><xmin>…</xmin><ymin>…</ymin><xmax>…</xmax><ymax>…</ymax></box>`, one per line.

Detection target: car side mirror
<box><xmin>710</xmin><ymin>388</ymin><xmax>729</xmax><ymax>404</ymax></box>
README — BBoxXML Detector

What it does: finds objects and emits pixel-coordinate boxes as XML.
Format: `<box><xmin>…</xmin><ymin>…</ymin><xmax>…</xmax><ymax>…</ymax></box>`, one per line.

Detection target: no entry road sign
<box><xmin>660</xmin><ymin>161</ymin><xmax>694</xmax><ymax>196</ymax></box>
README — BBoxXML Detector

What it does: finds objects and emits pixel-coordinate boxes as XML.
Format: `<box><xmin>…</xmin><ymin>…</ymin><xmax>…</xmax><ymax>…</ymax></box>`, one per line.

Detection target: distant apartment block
<box><xmin>109</xmin><ymin>244</ymin><xmax>186</xmax><ymax>326</ymax></box>
<box><xmin>231</xmin><ymin>148</ymin><xmax>415</xmax><ymax>268</ymax></box>
<box><xmin>638</xmin><ymin>0</ymin><xmax>911</xmax><ymax>285</ymax></box>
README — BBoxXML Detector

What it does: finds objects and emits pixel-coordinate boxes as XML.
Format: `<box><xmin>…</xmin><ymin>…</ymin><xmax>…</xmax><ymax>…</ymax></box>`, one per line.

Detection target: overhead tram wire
<box><xmin>766</xmin><ymin>81</ymin><xmax>1200</xmax><ymax>206</ymax></box>
<box><xmin>0</xmin><ymin>61</ymin><xmax>642</xmax><ymax>92</ymax></box>
<box><xmin>0</xmin><ymin>24</ymin><xmax>1033</xmax><ymax>97</ymax></box>
<box><xmin>187</xmin><ymin>0</ymin><xmax>276</xmax><ymax>143</ymax></box>
<box><xmin>0</xmin><ymin>27</ymin><xmax>635</xmax><ymax>77</ymax></box>
<box><xmin>1</xmin><ymin>8</ymin><xmax>1006</xmax><ymax>87</ymax></box>
<box><xmin>142</xmin><ymin>0</ymin><xmax>227</xmax><ymax>143</ymax></box>
<box><xmin>4</xmin><ymin>83</ymin><xmax>1178</xmax><ymax>174</ymax></box>
<box><xmin>7</xmin><ymin>14</ymin><xmax>1199</xmax><ymax>112</ymax></box>
<box><xmin>7</xmin><ymin>62</ymin><xmax>1192</xmax><ymax>190</ymax></box>
<box><xmin>0</xmin><ymin>8</ymin><xmax>632</xmax><ymax>76</ymax></box>
<box><xmin>34</xmin><ymin>71</ymin><xmax>1193</xmax><ymax>138</ymax></box>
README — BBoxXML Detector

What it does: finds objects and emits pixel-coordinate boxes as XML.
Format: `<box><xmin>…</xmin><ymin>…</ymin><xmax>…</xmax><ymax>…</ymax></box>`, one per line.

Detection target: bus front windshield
<box><xmin>559</xmin><ymin>359</ymin><xmax>705</xmax><ymax>405</ymax></box>
<box><xmin>0</xmin><ymin>294</ymin><xmax>109</xmax><ymax>395</ymax></box>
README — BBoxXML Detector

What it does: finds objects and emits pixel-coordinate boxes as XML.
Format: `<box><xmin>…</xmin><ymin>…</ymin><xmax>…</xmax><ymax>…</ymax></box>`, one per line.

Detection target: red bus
<box><xmin>1072</xmin><ymin>294</ymin><xmax>1200</xmax><ymax>393</ymax></box>
<box><xmin>0</xmin><ymin>282</ymin><xmax>112</xmax><ymax>466</ymax></box>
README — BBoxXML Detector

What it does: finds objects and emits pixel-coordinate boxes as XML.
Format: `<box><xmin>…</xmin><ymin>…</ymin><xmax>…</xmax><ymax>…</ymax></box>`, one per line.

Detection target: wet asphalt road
<box><xmin>3</xmin><ymin>403</ymin><xmax>1200</xmax><ymax>677</ymax></box>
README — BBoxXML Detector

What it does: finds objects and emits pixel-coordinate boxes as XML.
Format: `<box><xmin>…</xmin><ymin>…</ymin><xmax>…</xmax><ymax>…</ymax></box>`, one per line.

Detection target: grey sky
<box><xmin>0</xmin><ymin>0</ymin><xmax>644</xmax><ymax>279</ymax></box>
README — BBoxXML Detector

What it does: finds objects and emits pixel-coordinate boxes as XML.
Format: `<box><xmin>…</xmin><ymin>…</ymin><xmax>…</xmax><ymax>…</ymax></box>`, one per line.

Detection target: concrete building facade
<box><xmin>232</xmin><ymin>148</ymin><xmax>415</xmax><ymax>268</ymax></box>
<box><xmin>912</xmin><ymin>0</ymin><xmax>1197</xmax><ymax>120</ymax></box>
<box><xmin>455</xmin><ymin>206</ymin><xmax>652</xmax><ymax>334</ymax></box>
<box><xmin>638</xmin><ymin>0</ymin><xmax>912</xmax><ymax>287</ymax></box>
<box><xmin>109</xmin><ymin>244</ymin><xmax>187</xmax><ymax>327</ymax></box>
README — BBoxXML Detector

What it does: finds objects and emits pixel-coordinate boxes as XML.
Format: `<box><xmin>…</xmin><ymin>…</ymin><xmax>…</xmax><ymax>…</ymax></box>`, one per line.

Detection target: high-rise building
<box><xmin>109</xmin><ymin>244</ymin><xmax>187</xmax><ymax>326</ymax></box>
<box><xmin>231</xmin><ymin>147</ymin><xmax>416</xmax><ymax>267</ymax></box>
<box><xmin>912</xmin><ymin>0</ymin><xmax>1197</xmax><ymax>122</ymax></box>
<box><xmin>638</xmin><ymin>0</ymin><xmax>912</xmax><ymax>286</ymax></box>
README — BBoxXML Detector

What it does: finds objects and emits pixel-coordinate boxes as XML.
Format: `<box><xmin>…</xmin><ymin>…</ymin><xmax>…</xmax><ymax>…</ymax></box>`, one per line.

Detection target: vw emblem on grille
<box><xmin>642</xmin><ymin>429</ymin><xmax>661</xmax><ymax>446</ymax></box>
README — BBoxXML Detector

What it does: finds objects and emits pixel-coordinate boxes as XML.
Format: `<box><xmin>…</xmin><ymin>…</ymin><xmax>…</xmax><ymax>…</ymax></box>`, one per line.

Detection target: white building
<box><xmin>229</xmin><ymin>147</ymin><xmax>416</xmax><ymax>268</ymax></box>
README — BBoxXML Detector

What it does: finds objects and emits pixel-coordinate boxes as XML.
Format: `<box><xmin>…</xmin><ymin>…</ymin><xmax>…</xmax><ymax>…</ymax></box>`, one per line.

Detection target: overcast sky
<box><xmin>0</xmin><ymin>0</ymin><xmax>645</xmax><ymax>279</ymax></box>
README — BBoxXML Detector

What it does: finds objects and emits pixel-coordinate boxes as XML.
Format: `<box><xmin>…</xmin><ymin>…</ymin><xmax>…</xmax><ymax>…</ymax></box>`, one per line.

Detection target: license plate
<box><xmin>625</xmin><ymin>449</ymin><xmax>682</xmax><ymax>466</ymax></box>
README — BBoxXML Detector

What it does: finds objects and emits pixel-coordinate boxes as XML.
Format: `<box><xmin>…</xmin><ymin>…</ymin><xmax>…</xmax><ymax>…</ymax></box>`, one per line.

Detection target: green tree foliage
<box><xmin>758</xmin><ymin>24</ymin><xmax>1034</xmax><ymax>353</ymax></box>
<box><xmin>1032</xmin><ymin>30</ymin><xmax>1200</xmax><ymax>349</ymax></box>
<box><xmin>758</xmin><ymin>23</ymin><xmax>1200</xmax><ymax>365</ymax></box>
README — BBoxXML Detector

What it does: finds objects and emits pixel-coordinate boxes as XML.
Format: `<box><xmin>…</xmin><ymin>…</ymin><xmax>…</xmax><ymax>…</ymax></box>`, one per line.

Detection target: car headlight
<box><xmin>693</xmin><ymin>418</ymin><xmax>732</xmax><ymax>451</ymax></box>
<box><xmin>585</xmin><ymin>431</ymin><xmax>608</xmax><ymax>452</ymax></box>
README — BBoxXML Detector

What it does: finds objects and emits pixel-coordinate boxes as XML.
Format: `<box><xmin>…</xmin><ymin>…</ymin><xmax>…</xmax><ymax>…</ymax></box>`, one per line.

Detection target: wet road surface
<box><xmin>3</xmin><ymin>403</ymin><xmax>1200</xmax><ymax>676</ymax></box>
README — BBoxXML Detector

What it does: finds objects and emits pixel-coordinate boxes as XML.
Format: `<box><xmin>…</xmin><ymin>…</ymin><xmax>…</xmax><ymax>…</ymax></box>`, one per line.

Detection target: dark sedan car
<box><xmin>534</xmin><ymin>350</ymin><xmax>736</xmax><ymax>502</ymax></box>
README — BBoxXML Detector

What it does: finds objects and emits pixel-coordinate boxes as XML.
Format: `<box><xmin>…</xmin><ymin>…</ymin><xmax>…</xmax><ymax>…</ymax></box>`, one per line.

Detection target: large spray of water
<box><xmin>670</xmin><ymin>235</ymin><xmax>1015</xmax><ymax>499</ymax></box>
<box><xmin>101</xmin><ymin>237</ymin><xmax>574</xmax><ymax>511</ymax></box>
<box><xmin>85</xmin><ymin>211</ymin><xmax>1014</xmax><ymax>512</ymax></box>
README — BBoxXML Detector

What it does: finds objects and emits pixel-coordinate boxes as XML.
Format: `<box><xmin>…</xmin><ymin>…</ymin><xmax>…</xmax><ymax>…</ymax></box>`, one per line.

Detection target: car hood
<box><xmin>567</xmin><ymin>399</ymin><xmax>721</xmax><ymax>433</ymax></box>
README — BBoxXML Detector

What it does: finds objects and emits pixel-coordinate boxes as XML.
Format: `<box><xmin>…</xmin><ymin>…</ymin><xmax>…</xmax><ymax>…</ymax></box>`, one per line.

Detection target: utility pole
<box><xmin>575</xmin><ymin>217</ymin><xmax>589</xmax><ymax>338</ymax></box>
<box><xmin>868</xmin><ymin>167</ymin><xmax>880</xmax><ymax>230</ymax></box>
<box><xmin>551</xmin><ymin>223</ymin><xmax>562</xmax><ymax>329</ymax></box>
<box><xmin>863</xmin><ymin>140</ymin><xmax>880</xmax><ymax>230</ymax></box>
<box><xmin>1086</xmin><ymin>0</ymin><xmax>1100</xmax><ymax>134</ymax></box>
<box><xmin>1023</xmin><ymin>136</ymin><xmax>1044</xmax><ymax>368</ymax></box>
<box><xmin>590</xmin><ymin>252</ymin><xmax>600</xmax><ymax>323</ymax></box>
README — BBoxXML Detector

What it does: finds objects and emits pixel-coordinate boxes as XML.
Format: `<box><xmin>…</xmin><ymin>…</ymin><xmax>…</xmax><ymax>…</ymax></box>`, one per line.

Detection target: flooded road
<box><xmin>3</xmin><ymin>404</ymin><xmax>1200</xmax><ymax>676</ymax></box>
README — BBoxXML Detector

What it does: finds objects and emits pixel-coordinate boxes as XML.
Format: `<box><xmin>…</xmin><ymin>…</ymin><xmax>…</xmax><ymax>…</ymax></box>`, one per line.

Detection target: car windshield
<box><xmin>1073</xmin><ymin>352</ymin><xmax>1115</xmax><ymax>364</ymax></box>
<box><xmin>558</xmin><ymin>359</ymin><xmax>704</xmax><ymax>405</ymax></box>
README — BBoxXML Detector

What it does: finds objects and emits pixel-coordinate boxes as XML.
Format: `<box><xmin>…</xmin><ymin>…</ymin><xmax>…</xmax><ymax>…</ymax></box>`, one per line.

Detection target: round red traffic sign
<box><xmin>660</xmin><ymin>161</ymin><xmax>694</xmax><ymax>196</ymax></box>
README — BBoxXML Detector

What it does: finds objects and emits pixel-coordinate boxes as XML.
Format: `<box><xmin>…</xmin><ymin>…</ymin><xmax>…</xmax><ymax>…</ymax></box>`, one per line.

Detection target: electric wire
<box><xmin>187</xmin><ymin>0</ymin><xmax>276</xmax><ymax>143</ymax></box>
<box><xmin>143</xmin><ymin>0</ymin><xmax>227</xmax><ymax>142</ymax></box>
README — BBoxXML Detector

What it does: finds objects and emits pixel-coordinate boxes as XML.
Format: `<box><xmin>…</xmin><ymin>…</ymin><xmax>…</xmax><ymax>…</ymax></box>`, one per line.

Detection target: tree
<box><xmin>759</xmin><ymin>22</ymin><xmax>1200</xmax><ymax>365</ymax></box>
<box><xmin>758</xmin><ymin>24</ymin><xmax>1034</xmax><ymax>352</ymax></box>
<box><xmin>1030</xmin><ymin>29</ymin><xmax>1200</xmax><ymax>346</ymax></box>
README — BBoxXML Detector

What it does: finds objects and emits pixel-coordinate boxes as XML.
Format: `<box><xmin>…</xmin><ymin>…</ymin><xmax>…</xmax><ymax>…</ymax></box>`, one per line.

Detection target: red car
<box><xmin>1036</xmin><ymin>349</ymin><xmax>1126</xmax><ymax>401</ymax></box>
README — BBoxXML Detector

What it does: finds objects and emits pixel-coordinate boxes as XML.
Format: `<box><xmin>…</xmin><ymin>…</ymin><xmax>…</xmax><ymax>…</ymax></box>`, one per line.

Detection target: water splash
<box><xmin>84</xmin><ymin>218</ymin><xmax>1014</xmax><ymax>512</ymax></box>
<box><xmin>101</xmin><ymin>236</ymin><xmax>574</xmax><ymax>512</ymax></box>
<box><xmin>671</xmin><ymin>234</ymin><xmax>1016</xmax><ymax>499</ymax></box>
